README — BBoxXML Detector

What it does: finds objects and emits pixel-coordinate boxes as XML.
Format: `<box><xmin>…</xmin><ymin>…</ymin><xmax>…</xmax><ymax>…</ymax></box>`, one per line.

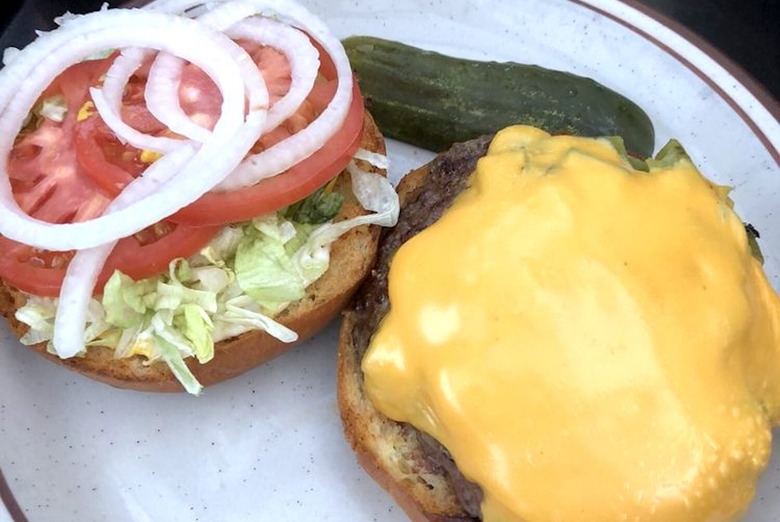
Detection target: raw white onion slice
<box><xmin>93</xmin><ymin>46</ymin><xmax>185</xmax><ymax>153</ymax></box>
<box><xmin>143</xmin><ymin>0</ymin><xmax>355</xmax><ymax>191</ymax></box>
<box><xmin>145</xmin><ymin>51</ymin><xmax>214</xmax><ymax>142</ymax></box>
<box><xmin>0</xmin><ymin>8</ymin><xmax>267</xmax><ymax>251</ymax></box>
<box><xmin>225</xmin><ymin>17</ymin><xmax>319</xmax><ymax>134</ymax></box>
<box><xmin>53</xmin><ymin>144</ymin><xmax>198</xmax><ymax>359</ymax></box>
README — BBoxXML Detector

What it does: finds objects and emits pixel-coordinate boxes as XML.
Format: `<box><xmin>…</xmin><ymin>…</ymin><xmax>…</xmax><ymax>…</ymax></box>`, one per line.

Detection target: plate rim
<box><xmin>1</xmin><ymin>0</ymin><xmax>779</xmax><ymax>520</ymax></box>
<box><xmin>574</xmin><ymin>0</ymin><xmax>779</xmax><ymax>163</ymax></box>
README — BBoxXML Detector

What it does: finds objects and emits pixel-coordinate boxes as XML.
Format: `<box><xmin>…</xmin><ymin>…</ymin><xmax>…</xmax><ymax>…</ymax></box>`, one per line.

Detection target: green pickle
<box><xmin>342</xmin><ymin>36</ymin><xmax>762</xmax><ymax>261</ymax></box>
<box><xmin>343</xmin><ymin>36</ymin><xmax>656</xmax><ymax>157</ymax></box>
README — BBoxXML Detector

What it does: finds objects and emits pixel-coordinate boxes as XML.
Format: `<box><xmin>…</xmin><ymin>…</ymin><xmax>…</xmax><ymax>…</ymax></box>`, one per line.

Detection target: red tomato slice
<box><xmin>171</xmin><ymin>40</ymin><xmax>366</xmax><ymax>225</ymax></box>
<box><xmin>43</xmin><ymin>55</ymin><xmax>113</xmax><ymax>111</ymax></box>
<box><xmin>8</xmin><ymin>58</ymin><xmax>113</xmax><ymax>224</ymax></box>
<box><xmin>0</xmin><ymin>223</ymin><xmax>221</xmax><ymax>298</ymax></box>
<box><xmin>171</xmin><ymin>79</ymin><xmax>364</xmax><ymax>225</ymax></box>
<box><xmin>2</xmin><ymin>38</ymin><xmax>364</xmax><ymax>296</ymax></box>
<box><xmin>0</xmin><ymin>238</ymin><xmax>71</xmax><ymax>297</ymax></box>
<box><xmin>104</xmin><ymin>222</ymin><xmax>222</xmax><ymax>288</ymax></box>
<box><xmin>171</xmin><ymin>36</ymin><xmax>364</xmax><ymax>225</ymax></box>
<box><xmin>121</xmin><ymin>72</ymin><xmax>169</xmax><ymax>134</ymax></box>
<box><xmin>2</xmin><ymin>57</ymin><xmax>220</xmax><ymax>297</ymax></box>
<box><xmin>178</xmin><ymin>62</ymin><xmax>224</xmax><ymax>131</ymax></box>
<box><xmin>239</xmin><ymin>42</ymin><xmax>293</xmax><ymax>103</ymax></box>
<box><xmin>73</xmin><ymin>114</ymin><xmax>141</xmax><ymax>194</ymax></box>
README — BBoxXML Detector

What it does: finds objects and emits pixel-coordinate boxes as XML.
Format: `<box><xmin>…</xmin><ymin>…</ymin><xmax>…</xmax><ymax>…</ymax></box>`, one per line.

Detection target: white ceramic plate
<box><xmin>1</xmin><ymin>0</ymin><xmax>779</xmax><ymax>520</ymax></box>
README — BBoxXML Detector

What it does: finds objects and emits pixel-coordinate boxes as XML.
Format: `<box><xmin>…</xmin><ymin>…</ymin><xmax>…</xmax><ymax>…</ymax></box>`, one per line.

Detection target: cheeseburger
<box><xmin>339</xmin><ymin>126</ymin><xmax>780</xmax><ymax>521</ymax></box>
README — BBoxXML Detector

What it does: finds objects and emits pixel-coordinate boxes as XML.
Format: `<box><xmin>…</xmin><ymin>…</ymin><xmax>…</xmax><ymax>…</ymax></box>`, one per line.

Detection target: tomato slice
<box><xmin>170</xmin><ymin>38</ymin><xmax>366</xmax><ymax>225</ymax></box>
<box><xmin>103</xmin><ymin>222</ymin><xmax>222</xmax><ymax>286</ymax></box>
<box><xmin>121</xmin><ymin>72</ymin><xmax>169</xmax><ymax>134</ymax></box>
<box><xmin>170</xmin><ymin>79</ymin><xmax>364</xmax><ymax>225</ymax></box>
<box><xmin>73</xmin><ymin>114</ymin><xmax>141</xmax><ymax>194</ymax></box>
<box><xmin>1</xmin><ymin>37</ymin><xmax>364</xmax><ymax>296</ymax></box>
<box><xmin>169</xmin><ymin>40</ymin><xmax>368</xmax><ymax>225</ymax></box>
<box><xmin>1</xmin><ymin>56</ymin><xmax>221</xmax><ymax>297</ymax></box>
<box><xmin>0</xmin><ymin>223</ymin><xmax>221</xmax><ymax>297</ymax></box>
<box><xmin>0</xmin><ymin>238</ymin><xmax>72</xmax><ymax>297</ymax></box>
<box><xmin>44</xmin><ymin>55</ymin><xmax>113</xmax><ymax>111</ymax></box>
<box><xmin>177</xmin><ymin>62</ymin><xmax>224</xmax><ymax>130</ymax></box>
<box><xmin>9</xmin><ymin>58</ymin><xmax>113</xmax><ymax>224</ymax></box>
<box><xmin>9</xmin><ymin>119</ymin><xmax>111</xmax><ymax>224</ymax></box>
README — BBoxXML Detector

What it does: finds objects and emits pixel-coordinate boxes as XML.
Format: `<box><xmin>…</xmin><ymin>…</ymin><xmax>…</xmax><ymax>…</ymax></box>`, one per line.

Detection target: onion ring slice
<box><xmin>0</xmin><ymin>8</ymin><xmax>267</xmax><ymax>251</ymax></box>
<box><xmin>93</xmin><ymin>46</ymin><xmax>186</xmax><ymax>153</ymax></box>
<box><xmin>145</xmin><ymin>51</ymin><xmax>215</xmax><ymax>143</ymax></box>
<box><xmin>53</xmin><ymin>143</ymin><xmax>198</xmax><ymax>359</ymax></box>
<box><xmin>225</xmin><ymin>17</ymin><xmax>320</xmax><ymax>134</ymax></box>
<box><xmin>144</xmin><ymin>0</ymin><xmax>355</xmax><ymax>191</ymax></box>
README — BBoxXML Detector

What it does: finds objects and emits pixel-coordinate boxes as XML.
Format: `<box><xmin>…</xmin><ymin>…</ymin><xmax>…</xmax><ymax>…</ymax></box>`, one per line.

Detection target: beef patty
<box><xmin>348</xmin><ymin>135</ymin><xmax>494</xmax><ymax>519</ymax></box>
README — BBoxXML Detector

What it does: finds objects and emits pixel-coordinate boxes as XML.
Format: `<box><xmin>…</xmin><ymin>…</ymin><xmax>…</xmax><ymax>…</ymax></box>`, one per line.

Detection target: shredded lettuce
<box><xmin>156</xmin><ymin>335</ymin><xmax>202</xmax><ymax>395</ymax></box>
<box><xmin>234</xmin><ymin>214</ymin><xmax>310</xmax><ymax>312</ymax></box>
<box><xmin>14</xmin><ymin>163</ymin><xmax>398</xmax><ymax>395</ymax></box>
<box><xmin>38</xmin><ymin>94</ymin><xmax>68</xmax><ymax>123</ymax></box>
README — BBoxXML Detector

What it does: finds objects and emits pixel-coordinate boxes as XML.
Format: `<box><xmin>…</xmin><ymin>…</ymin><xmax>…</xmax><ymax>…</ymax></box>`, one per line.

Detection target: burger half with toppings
<box><xmin>0</xmin><ymin>0</ymin><xmax>398</xmax><ymax>395</ymax></box>
<box><xmin>338</xmin><ymin>126</ymin><xmax>780</xmax><ymax>520</ymax></box>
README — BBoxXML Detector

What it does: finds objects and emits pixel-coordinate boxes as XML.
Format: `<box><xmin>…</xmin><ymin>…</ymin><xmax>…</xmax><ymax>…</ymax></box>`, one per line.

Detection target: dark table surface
<box><xmin>632</xmin><ymin>0</ymin><xmax>778</xmax><ymax>103</ymax></box>
<box><xmin>0</xmin><ymin>0</ymin><xmax>778</xmax><ymax>104</ymax></box>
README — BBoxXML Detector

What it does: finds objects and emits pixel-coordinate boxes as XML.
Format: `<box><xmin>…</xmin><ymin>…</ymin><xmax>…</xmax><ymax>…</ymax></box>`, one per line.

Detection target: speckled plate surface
<box><xmin>1</xmin><ymin>0</ymin><xmax>779</xmax><ymax>520</ymax></box>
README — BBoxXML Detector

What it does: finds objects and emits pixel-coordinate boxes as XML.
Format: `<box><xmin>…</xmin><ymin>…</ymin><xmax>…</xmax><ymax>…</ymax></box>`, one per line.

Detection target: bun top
<box><xmin>360</xmin><ymin>125</ymin><xmax>780</xmax><ymax>521</ymax></box>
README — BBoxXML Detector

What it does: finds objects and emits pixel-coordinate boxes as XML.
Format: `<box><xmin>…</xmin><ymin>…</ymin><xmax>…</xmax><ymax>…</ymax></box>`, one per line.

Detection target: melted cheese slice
<box><xmin>362</xmin><ymin>126</ymin><xmax>780</xmax><ymax>521</ymax></box>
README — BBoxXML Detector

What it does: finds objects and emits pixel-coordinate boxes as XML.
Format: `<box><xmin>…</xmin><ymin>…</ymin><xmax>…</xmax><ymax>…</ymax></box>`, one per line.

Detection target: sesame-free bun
<box><xmin>0</xmin><ymin>111</ymin><xmax>386</xmax><ymax>392</ymax></box>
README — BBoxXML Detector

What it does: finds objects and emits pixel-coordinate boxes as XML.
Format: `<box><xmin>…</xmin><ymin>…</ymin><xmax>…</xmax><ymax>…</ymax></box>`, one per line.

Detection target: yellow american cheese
<box><xmin>362</xmin><ymin>125</ymin><xmax>780</xmax><ymax>521</ymax></box>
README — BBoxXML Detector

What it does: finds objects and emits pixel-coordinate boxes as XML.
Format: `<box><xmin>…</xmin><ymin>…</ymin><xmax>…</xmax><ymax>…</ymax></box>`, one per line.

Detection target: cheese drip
<box><xmin>362</xmin><ymin>126</ymin><xmax>780</xmax><ymax>522</ymax></box>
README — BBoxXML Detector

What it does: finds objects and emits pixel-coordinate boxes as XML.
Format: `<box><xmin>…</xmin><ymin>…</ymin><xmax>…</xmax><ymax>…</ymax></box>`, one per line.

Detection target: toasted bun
<box><xmin>337</xmin><ymin>161</ymin><xmax>478</xmax><ymax>522</ymax></box>
<box><xmin>0</xmin><ymin>111</ymin><xmax>386</xmax><ymax>392</ymax></box>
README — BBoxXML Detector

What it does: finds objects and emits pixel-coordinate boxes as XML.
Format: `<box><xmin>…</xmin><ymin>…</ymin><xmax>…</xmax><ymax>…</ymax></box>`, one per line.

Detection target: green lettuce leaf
<box><xmin>13</xmin><ymin>164</ymin><xmax>399</xmax><ymax>395</ymax></box>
